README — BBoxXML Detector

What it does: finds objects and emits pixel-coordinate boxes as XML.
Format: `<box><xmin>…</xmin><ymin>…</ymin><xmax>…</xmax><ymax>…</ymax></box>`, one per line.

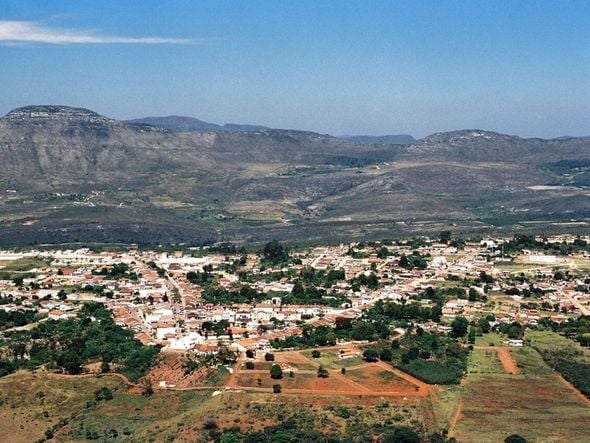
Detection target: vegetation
<box><xmin>0</xmin><ymin>302</ymin><xmax>159</xmax><ymax>381</ymax></box>
<box><xmin>261</xmin><ymin>240</ymin><xmax>290</xmax><ymax>266</ymax></box>
<box><xmin>527</xmin><ymin>330</ymin><xmax>590</xmax><ymax>398</ymax></box>
<box><xmin>270</xmin><ymin>364</ymin><xmax>283</xmax><ymax>379</ymax></box>
<box><xmin>93</xmin><ymin>263</ymin><xmax>138</xmax><ymax>280</ymax></box>
<box><xmin>272</xmin><ymin>299</ymin><xmax>442</xmax><ymax>350</ymax></box>
<box><xmin>0</xmin><ymin>309</ymin><xmax>41</xmax><ymax>330</ymax></box>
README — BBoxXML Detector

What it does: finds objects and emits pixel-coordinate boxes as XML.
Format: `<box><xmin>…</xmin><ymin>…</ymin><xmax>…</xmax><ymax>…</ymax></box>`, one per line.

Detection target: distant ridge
<box><xmin>1</xmin><ymin>104</ymin><xmax>590</xmax><ymax>246</ymax></box>
<box><xmin>341</xmin><ymin>134</ymin><xmax>416</xmax><ymax>145</ymax></box>
<box><xmin>127</xmin><ymin>115</ymin><xmax>270</xmax><ymax>133</ymax></box>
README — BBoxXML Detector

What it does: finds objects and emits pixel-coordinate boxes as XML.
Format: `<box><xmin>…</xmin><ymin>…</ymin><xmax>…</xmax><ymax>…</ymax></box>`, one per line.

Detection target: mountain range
<box><xmin>128</xmin><ymin>115</ymin><xmax>415</xmax><ymax>145</ymax></box>
<box><xmin>0</xmin><ymin>105</ymin><xmax>589</xmax><ymax>246</ymax></box>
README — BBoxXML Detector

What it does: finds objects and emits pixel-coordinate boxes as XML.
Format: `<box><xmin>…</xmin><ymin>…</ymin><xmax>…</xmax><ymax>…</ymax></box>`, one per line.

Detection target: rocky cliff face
<box><xmin>0</xmin><ymin>105</ymin><xmax>589</xmax><ymax>245</ymax></box>
<box><xmin>5</xmin><ymin>105</ymin><xmax>112</xmax><ymax>123</ymax></box>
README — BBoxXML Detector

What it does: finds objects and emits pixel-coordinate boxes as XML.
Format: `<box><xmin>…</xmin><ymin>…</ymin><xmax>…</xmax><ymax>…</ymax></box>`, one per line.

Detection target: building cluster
<box><xmin>1</xmin><ymin>234</ymin><xmax>589</xmax><ymax>353</ymax></box>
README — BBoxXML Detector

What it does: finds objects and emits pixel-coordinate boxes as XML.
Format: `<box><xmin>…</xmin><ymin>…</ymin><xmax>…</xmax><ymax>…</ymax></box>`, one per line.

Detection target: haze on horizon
<box><xmin>0</xmin><ymin>0</ymin><xmax>588</xmax><ymax>139</ymax></box>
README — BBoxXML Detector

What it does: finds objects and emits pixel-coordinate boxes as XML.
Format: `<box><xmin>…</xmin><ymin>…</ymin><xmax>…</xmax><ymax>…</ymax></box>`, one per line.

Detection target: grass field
<box><xmin>467</xmin><ymin>349</ymin><xmax>504</xmax><ymax>374</ymax></box>
<box><xmin>0</xmin><ymin>257</ymin><xmax>50</xmax><ymax>272</ymax></box>
<box><xmin>235</xmin><ymin>371</ymin><xmax>346</xmax><ymax>391</ymax></box>
<box><xmin>526</xmin><ymin>330</ymin><xmax>590</xmax><ymax>363</ymax></box>
<box><xmin>0</xmin><ymin>371</ymin><xmax>124</xmax><ymax>443</ymax></box>
<box><xmin>301</xmin><ymin>350</ymin><xmax>364</xmax><ymax>369</ymax></box>
<box><xmin>509</xmin><ymin>346</ymin><xmax>553</xmax><ymax>376</ymax></box>
<box><xmin>452</xmin><ymin>341</ymin><xmax>590</xmax><ymax>442</ymax></box>
<box><xmin>0</xmin><ymin>370</ymin><xmax>426</xmax><ymax>442</ymax></box>
<box><xmin>474</xmin><ymin>333</ymin><xmax>506</xmax><ymax>346</ymax></box>
<box><xmin>346</xmin><ymin>366</ymin><xmax>417</xmax><ymax>393</ymax></box>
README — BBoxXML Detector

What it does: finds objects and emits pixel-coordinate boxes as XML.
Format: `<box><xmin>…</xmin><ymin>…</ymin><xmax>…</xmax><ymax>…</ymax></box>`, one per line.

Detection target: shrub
<box><xmin>94</xmin><ymin>387</ymin><xmax>113</xmax><ymax>401</ymax></box>
<box><xmin>363</xmin><ymin>348</ymin><xmax>379</xmax><ymax>362</ymax></box>
<box><xmin>270</xmin><ymin>364</ymin><xmax>283</xmax><ymax>379</ymax></box>
<box><xmin>272</xmin><ymin>384</ymin><xmax>281</xmax><ymax>394</ymax></box>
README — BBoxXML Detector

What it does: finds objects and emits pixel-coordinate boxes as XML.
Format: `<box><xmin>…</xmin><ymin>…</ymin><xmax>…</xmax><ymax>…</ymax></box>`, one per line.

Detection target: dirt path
<box><xmin>225</xmin><ymin>358</ymin><xmax>242</xmax><ymax>388</ymax></box>
<box><xmin>374</xmin><ymin>361</ymin><xmax>429</xmax><ymax>397</ymax></box>
<box><xmin>556</xmin><ymin>374</ymin><xmax>590</xmax><ymax>408</ymax></box>
<box><xmin>45</xmin><ymin>371</ymin><xmax>138</xmax><ymax>387</ymax></box>
<box><xmin>448</xmin><ymin>399</ymin><xmax>464</xmax><ymax>439</ymax></box>
<box><xmin>474</xmin><ymin>346</ymin><xmax>519</xmax><ymax>374</ymax></box>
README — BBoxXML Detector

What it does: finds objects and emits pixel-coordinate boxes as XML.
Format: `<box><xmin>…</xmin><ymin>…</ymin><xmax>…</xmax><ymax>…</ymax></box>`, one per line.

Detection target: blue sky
<box><xmin>0</xmin><ymin>0</ymin><xmax>588</xmax><ymax>138</ymax></box>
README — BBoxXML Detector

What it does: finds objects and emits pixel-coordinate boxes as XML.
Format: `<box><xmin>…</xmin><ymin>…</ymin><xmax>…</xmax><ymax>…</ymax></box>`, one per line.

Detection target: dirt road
<box><xmin>474</xmin><ymin>346</ymin><xmax>519</xmax><ymax>374</ymax></box>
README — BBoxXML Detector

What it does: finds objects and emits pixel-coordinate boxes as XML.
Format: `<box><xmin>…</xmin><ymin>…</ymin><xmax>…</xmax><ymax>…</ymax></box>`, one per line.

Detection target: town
<box><xmin>1</xmin><ymin>233</ymin><xmax>590</xmax><ymax>442</ymax></box>
<box><xmin>1</xmin><ymin>234</ymin><xmax>589</xmax><ymax>356</ymax></box>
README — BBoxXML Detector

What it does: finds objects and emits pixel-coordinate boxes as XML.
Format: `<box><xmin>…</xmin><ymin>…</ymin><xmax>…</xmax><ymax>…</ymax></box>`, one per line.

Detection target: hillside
<box><xmin>341</xmin><ymin>134</ymin><xmax>416</xmax><ymax>145</ymax></box>
<box><xmin>0</xmin><ymin>106</ymin><xmax>589</xmax><ymax>246</ymax></box>
<box><xmin>127</xmin><ymin>115</ymin><xmax>270</xmax><ymax>133</ymax></box>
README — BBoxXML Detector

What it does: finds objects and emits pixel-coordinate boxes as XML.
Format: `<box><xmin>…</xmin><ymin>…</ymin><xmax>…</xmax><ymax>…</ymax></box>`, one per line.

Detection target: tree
<box><xmin>264</xmin><ymin>353</ymin><xmax>275</xmax><ymax>361</ymax></box>
<box><xmin>335</xmin><ymin>317</ymin><xmax>353</xmax><ymax>330</ymax></box>
<box><xmin>363</xmin><ymin>348</ymin><xmax>379</xmax><ymax>362</ymax></box>
<box><xmin>504</xmin><ymin>435</ymin><xmax>527</xmax><ymax>443</ymax></box>
<box><xmin>245</xmin><ymin>361</ymin><xmax>255</xmax><ymax>370</ymax></box>
<box><xmin>262</xmin><ymin>240</ymin><xmax>289</xmax><ymax>265</ymax></box>
<box><xmin>478</xmin><ymin>317</ymin><xmax>490</xmax><ymax>333</ymax></box>
<box><xmin>291</xmin><ymin>281</ymin><xmax>305</xmax><ymax>297</ymax></box>
<box><xmin>326</xmin><ymin>331</ymin><xmax>337</xmax><ymax>346</ymax></box>
<box><xmin>451</xmin><ymin>316</ymin><xmax>469</xmax><ymax>338</ymax></box>
<box><xmin>382</xmin><ymin>427</ymin><xmax>421</xmax><ymax>443</ymax></box>
<box><xmin>60</xmin><ymin>351</ymin><xmax>82</xmax><ymax>374</ymax></box>
<box><xmin>245</xmin><ymin>349</ymin><xmax>255</xmax><ymax>359</ymax></box>
<box><xmin>380</xmin><ymin>348</ymin><xmax>393</xmax><ymax>361</ymax></box>
<box><xmin>94</xmin><ymin>387</ymin><xmax>113</xmax><ymax>401</ymax></box>
<box><xmin>101</xmin><ymin>361</ymin><xmax>110</xmax><ymax>373</ymax></box>
<box><xmin>311</xmin><ymin>350</ymin><xmax>321</xmax><ymax>358</ymax></box>
<box><xmin>440</xmin><ymin>230</ymin><xmax>452</xmax><ymax>244</ymax></box>
<box><xmin>141</xmin><ymin>379</ymin><xmax>154</xmax><ymax>397</ymax></box>
<box><xmin>317</xmin><ymin>365</ymin><xmax>329</xmax><ymax>378</ymax></box>
<box><xmin>270</xmin><ymin>364</ymin><xmax>283</xmax><ymax>379</ymax></box>
<box><xmin>272</xmin><ymin>383</ymin><xmax>282</xmax><ymax>394</ymax></box>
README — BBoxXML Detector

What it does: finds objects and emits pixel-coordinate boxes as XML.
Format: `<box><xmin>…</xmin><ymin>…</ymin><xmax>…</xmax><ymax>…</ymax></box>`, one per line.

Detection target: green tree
<box><xmin>94</xmin><ymin>387</ymin><xmax>113</xmax><ymax>401</ymax></box>
<box><xmin>382</xmin><ymin>427</ymin><xmax>421</xmax><ymax>443</ymax></box>
<box><xmin>363</xmin><ymin>348</ymin><xmax>379</xmax><ymax>362</ymax></box>
<box><xmin>317</xmin><ymin>365</ymin><xmax>329</xmax><ymax>378</ymax></box>
<box><xmin>504</xmin><ymin>435</ymin><xmax>527</xmax><ymax>443</ymax></box>
<box><xmin>270</xmin><ymin>364</ymin><xmax>283</xmax><ymax>379</ymax></box>
<box><xmin>478</xmin><ymin>317</ymin><xmax>491</xmax><ymax>333</ymax></box>
<box><xmin>272</xmin><ymin>383</ymin><xmax>282</xmax><ymax>393</ymax></box>
<box><xmin>262</xmin><ymin>240</ymin><xmax>289</xmax><ymax>265</ymax></box>
<box><xmin>440</xmin><ymin>230</ymin><xmax>452</xmax><ymax>244</ymax></box>
<box><xmin>451</xmin><ymin>316</ymin><xmax>469</xmax><ymax>338</ymax></box>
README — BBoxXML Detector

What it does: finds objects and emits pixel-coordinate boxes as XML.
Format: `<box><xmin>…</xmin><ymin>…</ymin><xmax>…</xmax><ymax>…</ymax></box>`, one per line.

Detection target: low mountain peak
<box><xmin>4</xmin><ymin>105</ymin><xmax>110</xmax><ymax>123</ymax></box>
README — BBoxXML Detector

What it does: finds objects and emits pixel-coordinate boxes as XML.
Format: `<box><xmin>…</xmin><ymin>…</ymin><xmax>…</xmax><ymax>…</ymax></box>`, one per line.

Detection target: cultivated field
<box><xmin>452</xmin><ymin>343</ymin><xmax>590</xmax><ymax>442</ymax></box>
<box><xmin>232</xmin><ymin>347</ymin><xmax>428</xmax><ymax>398</ymax></box>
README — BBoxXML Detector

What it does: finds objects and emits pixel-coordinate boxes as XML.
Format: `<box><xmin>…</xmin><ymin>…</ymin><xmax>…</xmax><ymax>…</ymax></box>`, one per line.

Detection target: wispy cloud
<box><xmin>0</xmin><ymin>20</ymin><xmax>193</xmax><ymax>45</ymax></box>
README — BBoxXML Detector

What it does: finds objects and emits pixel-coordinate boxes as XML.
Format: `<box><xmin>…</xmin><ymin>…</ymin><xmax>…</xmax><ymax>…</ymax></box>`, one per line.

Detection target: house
<box><xmin>508</xmin><ymin>339</ymin><xmax>524</xmax><ymax>347</ymax></box>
